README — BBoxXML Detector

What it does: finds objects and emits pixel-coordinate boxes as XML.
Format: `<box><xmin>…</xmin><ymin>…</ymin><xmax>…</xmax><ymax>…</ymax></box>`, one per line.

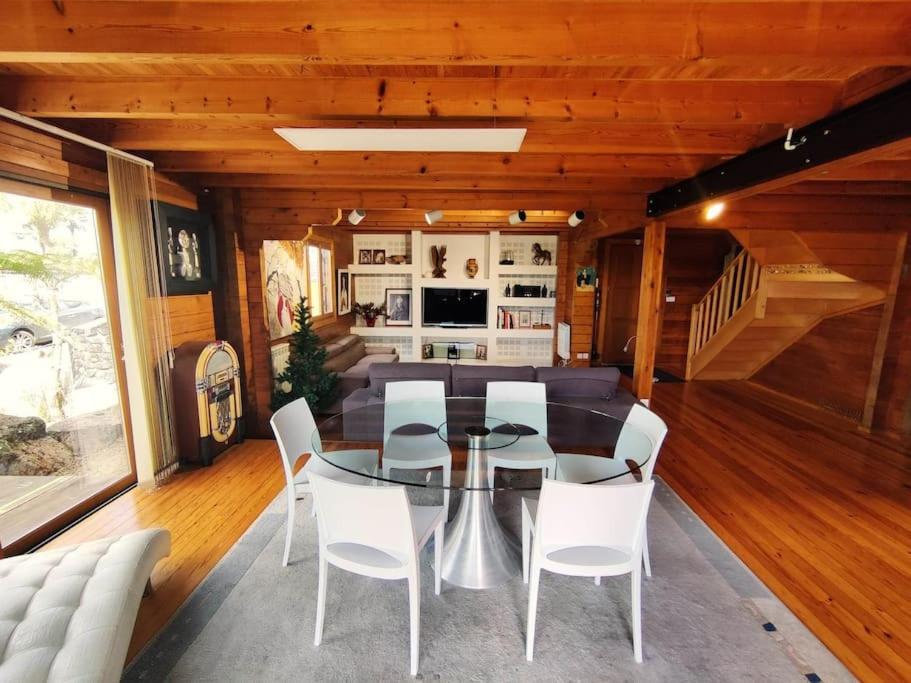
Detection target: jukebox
<box><xmin>172</xmin><ymin>340</ymin><xmax>245</xmax><ymax>466</ymax></box>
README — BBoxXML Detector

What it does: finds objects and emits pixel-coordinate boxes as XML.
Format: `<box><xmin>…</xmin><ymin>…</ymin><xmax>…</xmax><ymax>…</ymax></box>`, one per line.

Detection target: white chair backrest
<box><xmin>616</xmin><ymin>404</ymin><xmax>668</xmax><ymax>481</ymax></box>
<box><xmin>486</xmin><ymin>381</ymin><xmax>548</xmax><ymax>437</ymax></box>
<box><xmin>535</xmin><ymin>479</ymin><xmax>655</xmax><ymax>555</ymax></box>
<box><xmin>270</xmin><ymin>397</ymin><xmax>321</xmax><ymax>483</ymax></box>
<box><xmin>309</xmin><ymin>473</ymin><xmax>417</xmax><ymax>562</ymax></box>
<box><xmin>384</xmin><ymin>381</ymin><xmax>447</xmax><ymax>442</ymax></box>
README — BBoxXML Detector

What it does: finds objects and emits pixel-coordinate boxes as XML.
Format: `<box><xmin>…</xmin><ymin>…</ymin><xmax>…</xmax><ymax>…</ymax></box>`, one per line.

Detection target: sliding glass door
<box><xmin>0</xmin><ymin>182</ymin><xmax>134</xmax><ymax>553</ymax></box>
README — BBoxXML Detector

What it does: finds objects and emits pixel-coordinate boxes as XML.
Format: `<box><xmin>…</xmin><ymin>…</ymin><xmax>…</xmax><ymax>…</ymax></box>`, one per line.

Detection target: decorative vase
<box><xmin>465</xmin><ymin>258</ymin><xmax>479</xmax><ymax>278</ymax></box>
<box><xmin>365</xmin><ymin>316</ymin><xmax>376</xmax><ymax>328</ymax></box>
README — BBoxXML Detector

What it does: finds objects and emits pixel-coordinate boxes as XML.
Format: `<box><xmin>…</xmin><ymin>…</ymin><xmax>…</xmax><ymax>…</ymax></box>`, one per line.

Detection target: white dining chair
<box><xmin>522</xmin><ymin>479</ymin><xmax>655</xmax><ymax>664</ymax></box>
<box><xmin>270</xmin><ymin>396</ymin><xmax>379</xmax><ymax>567</ymax></box>
<box><xmin>383</xmin><ymin>381</ymin><xmax>453</xmax><ymax>513</ymax></box>
<box><xmin>309</xmin><ymin>473</ymin><xmax>445</xmax><ymax>677</ymax></box>
<box><xmin>485</xmin><ymin>381</ymin><xmax>556</xmax><ymax>501</ymax></box>
<box><xmin>554</xmin><ymin>403</ymin><xmax>667</xmax><ymax>577</ymax></box>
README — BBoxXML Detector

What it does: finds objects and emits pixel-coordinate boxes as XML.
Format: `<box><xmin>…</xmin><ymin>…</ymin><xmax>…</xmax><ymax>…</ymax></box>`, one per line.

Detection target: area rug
<box><xmin>125</xmin><ymin>478</ymin><xmax>853</xmax><ymax>682</ymax></box>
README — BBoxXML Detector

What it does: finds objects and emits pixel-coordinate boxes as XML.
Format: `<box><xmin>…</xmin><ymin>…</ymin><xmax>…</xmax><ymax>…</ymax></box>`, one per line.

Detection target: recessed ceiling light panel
<box><xmin>274</xmin><ymin>127</ymin><xmax>527</xmax><ymax>152</ymax></box>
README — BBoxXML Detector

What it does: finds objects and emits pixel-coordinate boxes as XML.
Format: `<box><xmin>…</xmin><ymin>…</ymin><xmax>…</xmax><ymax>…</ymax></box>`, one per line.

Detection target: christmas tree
<box><xmin>271</xmin><ymin>297</ymin><xmax>338</xmax><ymax>412</ymax></box>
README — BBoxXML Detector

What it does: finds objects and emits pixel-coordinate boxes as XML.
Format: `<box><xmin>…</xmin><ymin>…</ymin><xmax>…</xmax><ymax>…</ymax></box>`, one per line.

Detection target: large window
<box><xmin>306</xmin><ymin>241</ymin><xmax>334</xmax><ymax>320</ymax></box>
<box><xmin>0</xmin><ymin>184</ymin><xmax>134</xmax><ymax>552</ymax></box>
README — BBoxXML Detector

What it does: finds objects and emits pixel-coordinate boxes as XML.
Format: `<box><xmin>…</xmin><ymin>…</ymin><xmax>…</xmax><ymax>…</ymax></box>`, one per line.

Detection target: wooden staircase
<box><xmin>686</xmin><ymin>232</ymin><xmax>892</xmax><ymax>381</ymax></box>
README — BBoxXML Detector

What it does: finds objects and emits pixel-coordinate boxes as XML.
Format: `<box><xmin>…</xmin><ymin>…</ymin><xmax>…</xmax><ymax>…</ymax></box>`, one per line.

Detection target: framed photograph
<box><xmin>358</xmin><ymin>249</ymin><xmax>373</xmax><ymax>265</ymax></box>
<box><xmin>337</xmin><ymin>269</ymin><xmax>351</xmax><ymax>315</ymax></box>
<box><xmin>385</xmin><ymin>288</ymin><xmax>412</xmax><ymax>326</ymax></box>
<box><xmin>373</xmin><ymin>249</ymin><xmax>386</xmax><ymax>265</ymax></box>
<box><xmin>156</xmin><ymin>202</ymin><xmax>217</xmax><ymax>295</ymax></box>
<box><xmin>575</xmin><ymin>265</ymin><xmax>596</xmax><ymax>291</ymax></box>
<box><xmin>475</xmin><ymin>344</ymin><xmax>488</xmax><ymax>361</ymax></box>
<box><xmin>518</xmin><ymin>310</ymin><xmax>532</xmax><ymax>328</ymax></box>
<box><xmin>422</xmin><ymin>343</ymin><xmax>434</xmax><ymax>359</ymax></box>
<box><xmin>262</xmin><ymin>240</ymin><xmax>305</xmax><ymax>341</ymax></box>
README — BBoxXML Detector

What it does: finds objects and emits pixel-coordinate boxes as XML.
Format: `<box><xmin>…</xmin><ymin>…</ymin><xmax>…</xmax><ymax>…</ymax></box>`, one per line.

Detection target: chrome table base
<box><xmin>440</xmin><ymin>428</ymin><xmax>521</xmax><ymax>589</ymax></box>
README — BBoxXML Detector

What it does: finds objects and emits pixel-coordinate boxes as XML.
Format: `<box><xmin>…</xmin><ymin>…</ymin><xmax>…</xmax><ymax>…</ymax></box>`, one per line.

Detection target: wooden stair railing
<box><xmin>687</xmin><ymin>250</ymin><xmax>762</xmax><ymax>367</ymax></box>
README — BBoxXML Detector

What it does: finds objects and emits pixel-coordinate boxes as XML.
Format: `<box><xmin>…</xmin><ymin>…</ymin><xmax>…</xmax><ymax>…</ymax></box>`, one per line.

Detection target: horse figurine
<box><xmin>532</xmin><ymin>243</ymin><xmax>552</xmax><ymax>266</ymax></box>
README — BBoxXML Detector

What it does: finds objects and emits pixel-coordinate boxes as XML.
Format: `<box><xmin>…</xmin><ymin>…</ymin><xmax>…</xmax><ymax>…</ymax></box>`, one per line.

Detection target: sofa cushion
<box><xmin>451</xmin><ymin>364</ymin><xmax>536</xmax><ymax>397</ymax></box>
<box><xmin>0</xmin><ymin>528</ymin><xmax>170</xmax><ymax>683</ymax></box>
<box><xmin>367</xmin><ymin>362</ymin><xmax>452</xmax><ymax>397</ymax></box>
<box><xmin>536</xmin><ymin>366</ymin><xmax>621</xmax><ymax>399</ymax></box>
<box><xmin>324</xmin><ymin>338</ymin><xmax>366</xmax><ymax>373</ymax></box>
<box><xmin>324</xmin><ymin>334</ymin><xmax>360</xmax><ymax>359</ymax></box>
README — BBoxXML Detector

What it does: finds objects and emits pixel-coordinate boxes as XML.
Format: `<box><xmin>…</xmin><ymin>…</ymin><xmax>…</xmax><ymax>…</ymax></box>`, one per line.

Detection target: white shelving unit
<box><xmin>349</xmin><ymin>230</ymin><xmax>558</xmax><ymax>364</ymax></box>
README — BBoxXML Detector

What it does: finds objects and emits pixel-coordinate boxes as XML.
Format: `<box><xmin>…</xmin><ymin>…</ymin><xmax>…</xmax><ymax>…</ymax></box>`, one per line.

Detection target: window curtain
<box><xmin>107</xmin><ymin>154</ymin><xmax>178</xmax><ymax>486</ymax></box>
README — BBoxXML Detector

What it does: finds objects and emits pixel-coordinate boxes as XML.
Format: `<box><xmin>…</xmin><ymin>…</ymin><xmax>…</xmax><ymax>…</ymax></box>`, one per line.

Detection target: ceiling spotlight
<box><xmin>348</xmin><ymin>209</ymin><xmax>366</xmax><ymax>225</ymax></box>
<box><xmin>508</xmin><ymin>210</ymin><xmax>527</xmax><ymax>226</ymax></box>
<box><xmin>568</xmin><ymin>210</ymin><xmax>586</xmax><ymax>227</ymax></box>
<box><xmin>704</xmin><ymin>202</ymin><xmax>726</xmax><ymax>221</ymax></box>
<box><xmin>425</xmin><ymin>209</ymin><xmax>444</xmax><ymax>225</ymax></box>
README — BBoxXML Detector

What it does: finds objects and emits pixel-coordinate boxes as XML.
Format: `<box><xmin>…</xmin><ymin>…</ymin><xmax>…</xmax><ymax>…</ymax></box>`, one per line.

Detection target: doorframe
<box><xmin>0</xmin><ymin>178</ymin><xmax>137</xmax><ymax>555</ymax></box>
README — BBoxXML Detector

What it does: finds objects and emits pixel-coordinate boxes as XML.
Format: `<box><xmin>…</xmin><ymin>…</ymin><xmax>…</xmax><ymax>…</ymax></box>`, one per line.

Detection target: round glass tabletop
<box><xmin>312</xmin><ymin>396</ymin><xmax>653</xmax><ymax>491</ymax></box>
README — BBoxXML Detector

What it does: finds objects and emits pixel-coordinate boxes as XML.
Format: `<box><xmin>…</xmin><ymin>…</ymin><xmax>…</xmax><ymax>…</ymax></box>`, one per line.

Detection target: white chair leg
<box><xmin>642</xmin><ymin>527</ymin><xmax>652</xmax><ymax>577</ymax></box>
<box><xmin>521</xmin><ymin>509</ymin><xmax>530</xmax><ymax>584</ymax></box>
<box><xmin>631</xmin><ymin>566</ymin><xmax>643</xmax><ymax>663</ymax></box>
<box><xmin>310</xmin><ymin>497</ymin><xmax>317</xmax><ymax>518</ymax></box>
<box><xmin>526</xmin><ymin>564</ymin><xmax>541</xmax><ymax>661</ymax></box>
<box><xmin>442</xmin><ymin>463</ymin><xmax>451</xmax><ymax>518</ymax></box>
<box><xmin>408</xmin><ymin>574</ymin><xmax>421</xmax><ymax>676</ymax></box>
<box><xmin>488</xmin><ymin>465</ymin><xmax>496</xmax><ymax>503</ymax></box>
<box><xmin>434</xmin><ymin>523</ymin><xmax>443</xmax><ymax>596</ymax></box>
<box><xmin>314</xmin><ymin>556</ymin><xmax>328</xmax><ymax>646</ymax></box>
<box><xmin>282</xmin><ymin>486</ymin><xmax>296</xmax><ymax>567</ymax></box>
<box><xmin>594</xmin><ymin>576</ymin><xmax>601</xmax><ymax>586</ymax></box>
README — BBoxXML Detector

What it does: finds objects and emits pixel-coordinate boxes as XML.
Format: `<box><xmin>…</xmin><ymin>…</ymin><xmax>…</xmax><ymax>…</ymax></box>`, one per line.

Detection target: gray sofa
<box><xmin>323</xmin><ymin>334</ymin><xmax>399</xmax><ymax>413</ymax></box>
<box><xmin>341</xmin><ymin>363</ymin><xmax>639</xmax><ymax>445</ymax></box>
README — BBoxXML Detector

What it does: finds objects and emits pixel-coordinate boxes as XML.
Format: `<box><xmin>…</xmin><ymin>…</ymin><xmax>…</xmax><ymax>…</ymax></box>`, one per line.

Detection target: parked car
<box><xmin>0</xmin><ymin>300</ymin><xmax>105</xmax><ymax>353</ymax></box>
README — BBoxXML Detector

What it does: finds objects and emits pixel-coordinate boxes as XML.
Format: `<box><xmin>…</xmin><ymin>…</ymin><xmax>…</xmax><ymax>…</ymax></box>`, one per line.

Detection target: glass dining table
<box><xmin>312</xmin><ymin>397</ymin><xmax>654</xmax><ymax>590</ymax></box>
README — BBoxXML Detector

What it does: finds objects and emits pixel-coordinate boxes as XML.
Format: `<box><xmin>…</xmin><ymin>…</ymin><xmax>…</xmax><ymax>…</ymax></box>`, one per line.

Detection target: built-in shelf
<box><xmin>348</xmin><ymin>263</ymin><xmax>415</xmax><ymax>275</ymax></box>
<box><xmin>418</xmin><ymin>277</ymin><xmax>490</xmax><ymax>289</ymax></box>
<box><xmin>496</xmin><ymin>328</ymin><xmax>555</xmax><ymax>339</ymax></box>
<box><xmin>497</xmin><ymin>264</ymin><xmax>558</xmax><ymax>276</ymax></box>
<box><xmin>349</xmin><ymin>326</ymin><xmax>413</xmax><ymax>337</ymax></box>
<box><xmin>419</xmin><ymin>327</ymin><xmax>488</xmax><ymax>338</ymax></box>
<box><xmin>497</xmin><ymin>297</ymin><xmax>555</xmax><ymax>307</ymax></box>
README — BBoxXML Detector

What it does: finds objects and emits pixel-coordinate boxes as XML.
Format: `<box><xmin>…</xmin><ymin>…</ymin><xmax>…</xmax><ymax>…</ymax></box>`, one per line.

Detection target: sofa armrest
<box><xmin>342</xmin><ymin>387</ymin><xmax>373</xmax><ymax>413</ymax></box>
<box><xmin>364</xmin><ymin>345</ymin><xmax>397</xmax><ymax>355</ymax></box>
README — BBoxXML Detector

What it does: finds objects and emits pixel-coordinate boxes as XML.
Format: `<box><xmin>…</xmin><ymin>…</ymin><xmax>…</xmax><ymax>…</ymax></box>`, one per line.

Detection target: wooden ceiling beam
<box><xmin>813</xmin><ymin>160</ymin><xmax>911</xmax><ymax>181</ymax></box>
<box><xmin>1</xmin><ymin>76</ymin><xmax>843</xmax><ymax>126</ymax></box>
<box><xmin>1</xmin><ymin>2</ymin><xmax>908</xmax><ymax>66</ymax></box>
<box><xmin>188</xmin><ymin>173</ymin><xmax>667</xmax><ymax>194</ymax></box>
<box><xmin>232</xmin><ymin>189</ymin><xmax>642</xmax><ymax>211</ymax></box>
<box><xmin>47</xmin><ymin>118</ymin><xmax>777</xmax><ymax>156</ymax></box>
<box><xmin>773</xmin><ymin>180</ymin><xmax>911</xmax><ymax>196</ymax></box>
<box><xmin>147</xmin><ymin>151</ymin><xmax>721</xmax><ymax>178</ymax></box>
<box><xmin>667</xmin><ymin>209</ymin><xmax>911</xmax><ymax>232</ymax></box>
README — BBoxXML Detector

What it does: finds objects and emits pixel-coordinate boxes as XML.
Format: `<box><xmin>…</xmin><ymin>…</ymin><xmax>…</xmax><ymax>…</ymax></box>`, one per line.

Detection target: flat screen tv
<box><xmin>422</xmin><ymin>287</ymin><xmax>488</xmax><ymax>327</ymax></box>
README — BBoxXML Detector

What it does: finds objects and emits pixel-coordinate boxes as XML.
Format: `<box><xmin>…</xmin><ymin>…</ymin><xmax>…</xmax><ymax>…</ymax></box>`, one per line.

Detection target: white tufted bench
<box><xmin>0</xmin><ymin>528</ymin><xmax>170</xmax><ymax>683</ymax></box>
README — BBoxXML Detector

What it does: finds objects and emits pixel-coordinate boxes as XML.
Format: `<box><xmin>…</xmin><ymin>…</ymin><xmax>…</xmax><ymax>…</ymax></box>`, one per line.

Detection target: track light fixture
<box><xmin>425</xmin><ymin>209</ymin><xmax>444</xmax><ymax>225</ymax></box>
<box><xmin>567</xmin><ymin>210</ymin><xmax>585</xmax><ymax>227</ymax></box>
<box><xmin>348</xmin><ymin>209</ymin><xmax>366</xmax><ymax>225</ymax></box>
<box><xmin>704</xmin><ymin>202</ymin><xmax>726</xmax><ymax>221</ymax></box>
<box><xmin>508</xmin><ymin>210</ymin><xmax>527</xmax><ymax>225</ymax></box>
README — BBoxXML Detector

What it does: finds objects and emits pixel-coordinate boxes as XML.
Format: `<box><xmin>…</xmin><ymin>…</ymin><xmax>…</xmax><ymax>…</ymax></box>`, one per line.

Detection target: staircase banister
<box><xmin>695</xmin><ymin>249</ymin><xmax>750</xmax><ymax>311</ymax></box>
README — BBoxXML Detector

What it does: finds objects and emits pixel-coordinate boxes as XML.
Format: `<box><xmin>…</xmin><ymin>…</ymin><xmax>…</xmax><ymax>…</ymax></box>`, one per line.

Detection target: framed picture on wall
<box><xmin>385</xmin><ymin>288</ymin><xmax>412</xmax><ymax>326</ymax></box>
<box><xmin>337</xmin><ymin>269</ymin><xmax>351</xmax><ymax>315</ymax></box>
<box><xmin>358</xmin><ymin>249</ymin><xmax>372</xmax><ymax>264</ymax></box>
<box><xmin>156</xmin><ymin>202</ymin><xmax>217</xmax><ymax>295</ymax></box>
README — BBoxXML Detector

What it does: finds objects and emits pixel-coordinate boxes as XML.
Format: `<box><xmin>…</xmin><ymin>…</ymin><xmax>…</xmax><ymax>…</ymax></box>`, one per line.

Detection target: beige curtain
<box><xmin>107</xmin><ymin>154</ymin><xmax>178</xmax><ymax>487</ymax></box>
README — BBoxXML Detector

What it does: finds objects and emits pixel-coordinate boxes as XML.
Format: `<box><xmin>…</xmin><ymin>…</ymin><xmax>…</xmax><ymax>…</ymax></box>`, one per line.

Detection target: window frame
<box><xmin>303</xmin><ymin>236</ymin><xmax>335</xmax><ymax>327</ymax></box>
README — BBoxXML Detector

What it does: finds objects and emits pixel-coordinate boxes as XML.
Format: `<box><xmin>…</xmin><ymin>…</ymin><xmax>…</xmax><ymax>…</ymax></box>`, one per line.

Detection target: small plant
<box><xmin>353</xmin><ymin>301</ymin><xmax>387</xmax><ymax>327</ymax></box>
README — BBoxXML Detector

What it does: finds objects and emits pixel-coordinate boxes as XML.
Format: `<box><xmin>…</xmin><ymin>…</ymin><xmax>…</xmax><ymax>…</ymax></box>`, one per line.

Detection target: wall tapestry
<box><xmin>262</xmin><ymin>240</ymin><xmax>306</xmax><ymax>341</ymax></box>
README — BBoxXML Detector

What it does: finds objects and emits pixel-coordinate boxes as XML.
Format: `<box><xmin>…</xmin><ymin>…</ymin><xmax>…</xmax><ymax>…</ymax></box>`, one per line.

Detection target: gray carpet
<box><xmin>125</xmin><ymin>479</ymin><xmax>854</xmax><ymax>682</ymax></box>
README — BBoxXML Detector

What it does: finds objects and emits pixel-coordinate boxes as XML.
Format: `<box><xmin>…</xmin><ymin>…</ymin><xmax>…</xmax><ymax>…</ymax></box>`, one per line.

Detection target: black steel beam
<box><xmin>646</xmin><ymin>80</ymin><xmax>911</xmax><ymax>217</ymax></box>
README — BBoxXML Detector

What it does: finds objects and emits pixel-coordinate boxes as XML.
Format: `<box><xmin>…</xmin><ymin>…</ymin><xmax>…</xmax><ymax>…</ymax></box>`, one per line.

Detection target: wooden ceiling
<box><xmin>1</xmin><ymin>1</ymin><xmax>911</xmax><ymax>227</ymax></box>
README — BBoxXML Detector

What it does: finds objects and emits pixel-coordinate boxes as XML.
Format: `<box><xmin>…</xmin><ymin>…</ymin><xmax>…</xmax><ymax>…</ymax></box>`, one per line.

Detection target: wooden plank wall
<box><xmin>876</xmin><ymin>241</ymin><xmax>911</xmax><ymax>436</ymax></box>
<box><xmin>166</xmin><ymin>293</ymin><xmax>216</xmax><ymax>348</ymax></box>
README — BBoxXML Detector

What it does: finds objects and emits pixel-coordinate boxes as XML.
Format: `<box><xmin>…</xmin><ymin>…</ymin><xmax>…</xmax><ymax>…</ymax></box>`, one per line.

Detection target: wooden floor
<box><xmin>652</xmin><ymin>381</ymin><xmax>911</xmax><ymax>683</ymax></box>
<box><xmin>41</xmin><ymin>381</ymin><xmax>911</xmax><ymax>680</ymax></box>
<box><xmin>44</xmin><ymin>438</ymin><xmax>287</xmax><ymax>662</ymax></box>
